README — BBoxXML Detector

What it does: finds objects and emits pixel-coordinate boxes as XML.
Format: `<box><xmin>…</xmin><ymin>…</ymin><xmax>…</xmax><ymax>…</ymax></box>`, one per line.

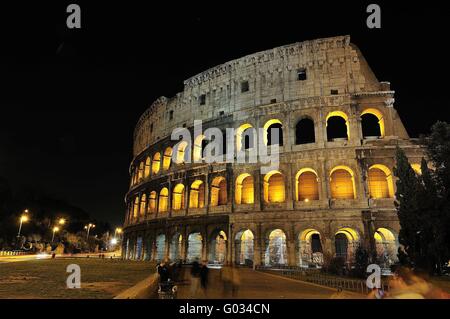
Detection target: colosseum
<box><xmin>122</xmin><ymin>35</ymin><xmax>424</xmax><ymax>269</ymax></box>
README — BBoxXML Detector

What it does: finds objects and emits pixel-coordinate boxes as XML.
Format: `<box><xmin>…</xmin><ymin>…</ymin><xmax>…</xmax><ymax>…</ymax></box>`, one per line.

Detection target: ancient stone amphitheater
<box><xmin>122</xmin><ymin>35</ymin><xmax>423</xmax><ymax>269</ymax></box>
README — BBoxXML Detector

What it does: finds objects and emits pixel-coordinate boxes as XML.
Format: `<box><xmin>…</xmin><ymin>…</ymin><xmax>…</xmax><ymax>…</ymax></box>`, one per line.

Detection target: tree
<box><xmin>393</xmin><ymin>147</ymin><xmax>422</xmax><ymax>266</ymax></box>
<box><xmin>353</xmin><ymin>245</ymin><xmax>369</xmax><ymax>278</ymax></box>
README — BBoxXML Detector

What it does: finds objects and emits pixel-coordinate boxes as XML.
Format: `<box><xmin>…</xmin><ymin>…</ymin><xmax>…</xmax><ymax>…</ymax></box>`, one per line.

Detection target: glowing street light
<box><xmin>114</xmin><ymin>227</ymin><xmax>123</xmax><ymax>237</ymax></box>
<box><xmin>58</xmin><ymin>218</ymin><xmax>66</xmax><ymax>226</ymax></box>
<box><xmin>51</xmin><ymin>226</ymin><xmax>60</xmax><ymax>242</ymax></box>
<box><xmin>17</xmin><ymin>211</ymin><xmax>30</xmax><ymax>238</ymax></box>
<box><xmin>110</xmin><ymin>238</ymin><xmax>118</xmax><ymax>245</ymax></box>
<box><xmin>84</xmin><ymin>223</ymin><xmax>95</xmax><ymax>239</ymax></box>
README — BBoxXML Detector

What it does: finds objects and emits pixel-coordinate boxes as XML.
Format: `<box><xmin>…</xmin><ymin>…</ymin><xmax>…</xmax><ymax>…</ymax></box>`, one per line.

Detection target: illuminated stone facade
<box><xmin>122</xmin><ymin>35</ymin><xmax>423</xmax><ymax>268</ymax></box>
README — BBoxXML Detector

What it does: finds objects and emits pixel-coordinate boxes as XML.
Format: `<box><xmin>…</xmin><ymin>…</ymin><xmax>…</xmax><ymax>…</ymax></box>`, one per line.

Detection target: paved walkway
<box><xmin>175</xmin><ymin>267</ymin><xmax>362</xmax><ymax>299</ymax></box>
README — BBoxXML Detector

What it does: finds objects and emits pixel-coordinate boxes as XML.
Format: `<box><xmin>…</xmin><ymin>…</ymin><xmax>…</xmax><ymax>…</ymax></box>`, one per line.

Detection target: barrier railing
<box><xmin>0</xmin><ymin>250</ymin><xmax>33</xmax><ymax>256</ymax></box>
<box><xmin>255</xmin><ymin>266</ymin><xmax>390</xmax><ymax>295</ymax></box>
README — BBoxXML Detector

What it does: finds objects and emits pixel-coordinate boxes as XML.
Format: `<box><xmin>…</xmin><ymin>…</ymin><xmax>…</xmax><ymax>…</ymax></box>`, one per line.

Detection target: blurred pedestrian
<box><xmin>231</xmin><ymin>265</ymin><xmax>240</xmax><ymax>297</ymax></box>
<box><xmin>200</xmin><ymin>261</ymin><xmax>209</xmax><ymax>297</ymax></box>
<box><xmin>190</xmin><ymin>259</ymin><xmax>201</xmax><ymax>298</ymax></box>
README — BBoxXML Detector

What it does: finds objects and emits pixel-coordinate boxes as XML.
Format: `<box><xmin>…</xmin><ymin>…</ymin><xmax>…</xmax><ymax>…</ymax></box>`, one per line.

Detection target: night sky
<box><xmin>1</xmin><ymin>1</ymin><xmax>449</xmax><ymax>226</ymax></box>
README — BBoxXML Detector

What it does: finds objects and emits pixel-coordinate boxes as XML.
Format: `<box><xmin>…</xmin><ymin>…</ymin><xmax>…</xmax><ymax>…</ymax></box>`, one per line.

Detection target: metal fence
<box><xmin>0</xmin><ymin>250</ymin><xmax>31</xmax><ymax>256</ymax></box>
<box><xmin>255</xmin><ymin>266</ymin><xmax>390</xmax><ymax>295</ymax></box>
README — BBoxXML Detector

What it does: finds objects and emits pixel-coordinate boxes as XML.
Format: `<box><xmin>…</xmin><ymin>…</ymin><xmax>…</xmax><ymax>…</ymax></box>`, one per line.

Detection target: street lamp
<box><xmin>58</xmin><ymin>218</ymin><xmax>66</xmax><ymax>226</ymax></box>
<box><xmin>114</xmin><ymin>227</ymin><xmax>123</xmax><ymax>238</ymax></box>
<box><xmin>17</xmin><ymin>212</ymin><xmax>29</xmax><ymax>238</ymax></box>
<box><xmin>51</xmin><ymin>226</ymin><xmax>60</xmax><ymax>242</ymax></box>
<box><xmin>84</xmin><ymin>223</ymin><xmax>95</xmax><ymax>239</ymax></box>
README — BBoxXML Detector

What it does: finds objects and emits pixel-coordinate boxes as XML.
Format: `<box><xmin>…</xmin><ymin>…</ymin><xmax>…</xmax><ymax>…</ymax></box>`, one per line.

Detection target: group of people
<box><xmin>156</xmin><ymin>258</ymin><xmax>242</xmax><ymax>298</ymax></box>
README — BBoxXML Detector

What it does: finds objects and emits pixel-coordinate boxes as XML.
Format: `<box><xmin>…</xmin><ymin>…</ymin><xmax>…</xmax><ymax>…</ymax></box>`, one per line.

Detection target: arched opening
<box><xmin>236</xmin><ymin>123</ymin><xmax>255</xmax><ymax>151</ymax></box>
<box><xmin>263</xmin><ymin>170</ymin><xmax>285</xmax><ymax>203</ymax></box>
<box><xmin>139</xmin><ymin>194</ymin><xmax>147</xmax><ymax>217</ymax></box>
<box><xmin>295</xmin><ymin>118</ymin><xmax>315</xmax><ymax>144</ymax></box>
<box><xmin>172</xmin><ymin>183</ymin><xmax>185</xmax><ymax>210</ymax></box>
<box><xmin>158</xmin><ymin>187</ymin><xmax>169</xmax><ymax>213</ymax></box>
<box><xmin>211</xmin><ymin>176</ymin><xmax>227</xmax><ymax>206</ymax></box>
<box><xmin>361</xmin><ymin>108</ymin><xmax>384</xmax><ymax>138</ymax></box>
<box><xmin>209</xmin><ymin>230</ymin><xmax>227</xmax><ymax>264</ymax></box>
<box><xmin>152</xmin><ymin>152</ymin><xmax>161</xmax><ymax>174</ymax></box>
<box><xmin>263</xmin><ymin>119</ymin><xmax>283</xmax><ymax>146</ymax></box>
<box><xmin>296</xmin><ymin>168</ymin><xmax>319</xmax><ymax>201</ymax></box>
<box><xmin>335</xmin><ymin>228</ymin><xmax>360</xmax><ymax>261</ymax></box>
<box><xmin>170</xmin><ymin>233</ymin><xmax>183</xmax><ymax>261</ymax></box>
<box><xmin>264</xmin><ymin>229</ymin><xmax>287</xmax><ymax>266</ymax></box>
<box><xmin>298</xmin><ymin>229</ymin><xmax>323</xmax><ymax>268</ymax></box>
<box><xmin>193</xmin><ymin>135</ymin><xmax>207</xmax><ymax>162</ymax></box>
<box><xmin>133</xmin><ymin>197</ymin><xmax>139</xmax><ymax>219</ymax></box>
<box><xmin>174</xmin><ymin>141</ymin><xmax>189</xmax><ymax>164</ymax></box>
<box><xmin>187</xmin><ymin>232</ymin><xmax>203</xmax><ymax>263</ymax></box>
<box><xmin>163</xmin><ymin>147</ymin><xmax>172</xmax><ymax>171</ymax></box>
<box><xmin>189</xmin><ymin>180</ymin><xmax>205</xmax><ymax>208</ymax></box>
<box><xmin>235</xmin><ymin>229</ymin><xmax>254</xmax><ymax>266</ymax></box>
<box><xmin>330</xmin><ymin>166</ymin><xmax>356</xmax><ymax>199</ymax></box>
<box><xmin>155</xmin><ymin>234</ymin><xmax>166</xmax><ymax>262</ymax></box>
<box><xmin>144</xmin><ymin>157</ymin><xmax>151</xmax><ymax>178</ymax></box>
<box><xmin>138</xmin><ymin>161</ymin><xmax>144</xmax><ymax>180</ymax></box>
<box><xmin>368</xmin><ymin>165</ymin><xmax>394</xmax><ymax>198</ymax></box>
<box><xmin>374</xmin><ymin>228</ymin><xmax>398</xmax><ymax>268</ymax></box>
<box><xmin>149</xmin><ymin>191</ymin><xmax>157</xmax><ymax>213</ymax></box>
<box><xmin>326</xmin><ymin>111</ymin><xmax>349</xmax><ymax>141</ymax></box>
<box><xmin>235</xmin><ymin>173</ymin><xmax>254</xmax><ymax>204</ymax></box>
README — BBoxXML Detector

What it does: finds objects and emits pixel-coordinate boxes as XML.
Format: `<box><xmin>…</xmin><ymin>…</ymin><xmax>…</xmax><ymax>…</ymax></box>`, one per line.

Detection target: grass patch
<box><xmin>0</xmin><ymin>258</ymin><xmax>155</xmax><ymax>299</ymax></box>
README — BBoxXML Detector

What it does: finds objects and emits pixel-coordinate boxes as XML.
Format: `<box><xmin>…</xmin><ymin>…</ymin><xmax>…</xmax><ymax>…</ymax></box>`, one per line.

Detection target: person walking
<box><xmin>200</xmin><ymin>261</ymin><xmax>209</xmax><ymax>297</ymax></box>
<box><xmin>190</xmin><ymin>259</ymin><xmax>201</xmax><ymax>298</ymax></box>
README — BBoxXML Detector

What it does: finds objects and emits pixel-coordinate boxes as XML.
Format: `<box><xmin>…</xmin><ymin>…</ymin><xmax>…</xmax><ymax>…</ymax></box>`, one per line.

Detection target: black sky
<box><xmin>1</xmin><ymin>1</ymin><xmax>449</xmax><ymax>226</ymax></box>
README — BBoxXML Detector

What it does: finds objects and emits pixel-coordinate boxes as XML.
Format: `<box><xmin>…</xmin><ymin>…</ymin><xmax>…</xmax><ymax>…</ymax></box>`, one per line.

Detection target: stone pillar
<box><xmin>227</xmin><ymin>223</ymin><xmax>233</xmax><ymax>265</ymax></box>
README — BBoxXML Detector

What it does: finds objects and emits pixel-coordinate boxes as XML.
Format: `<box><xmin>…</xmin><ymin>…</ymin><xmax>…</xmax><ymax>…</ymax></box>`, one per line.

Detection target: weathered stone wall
<box><xmin>123</xmin><ymin>36</ymin><xmax>422</xmax><ymax>267</ymax></box>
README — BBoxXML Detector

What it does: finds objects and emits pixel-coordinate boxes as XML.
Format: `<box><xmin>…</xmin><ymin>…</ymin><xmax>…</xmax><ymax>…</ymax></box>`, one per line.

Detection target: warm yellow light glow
<box><xmin>144</xmin><ymin>156</ymin><xmax>151</xmax><ymax>178</ymax></box>
<box><xmin>20</xmin><ymin>215</ymin><xmax>29</xmax><ymax>222</ymax></box>
<box><xmin>335</xmin><ymin>228</ymin><xmax>359</xmax><ymax>242</ymax></box>
<box><xmin>411</xmin><ymin>163</ymin><xmax>422</xmax><ymax>175</ymax></box>
<box><xmin>374</xmin><ymin>228</ymin><xmax>396</xmax><ymax>242</ymax></box>
<box><xmin>163</xmin><ymin>147</ymin><xmax>172</xmax><ymax>170</ymax></box>
<box><xmin>58</xmin><ymin>218</ymin><xmax>66</xmax><ymax>225</ymax></box>
<box><xmin>140</xmin><ymin>194</ymin><xmax>147</xmax><ymax>216</ymax></box>
<box><xmin>361</xmin><ymin>108</ymin><xmax>385</xmax><ymax>137</ymax></box>
<box><xmin>172</xmin><ymin>183</ymin><xmax>185</xmax><ymax>210</ymax></box>
<box><xmin>304</xmin><ymin>198</ymin><xmax>309</xmax><ymax>202</ymax></box>
<box><xmin>269</xmin><ymin>229</ymin><xmax>286</xmax><ymax>240</ymax></box>
<box><xmin>263</xmin><ymin>170</ymin><xmax>285</xmax><ymax>203</ymax></box>
<box><xmin>263</xmin><ymin>119</ymin><xmax>283</xmax><ymax>145</ymax></box>
<box><xmin>138</xmin><ymin>161</ymin><xmax>144</xmax><ymax>180</ymax></box>
<box><xmin>330</xmin><ymin>166</ymin><xmax>356</xmax><ymax>199</ymax></box>
<box><xmin>189</xmin><ymin>180</ymin><xmax>205</xmax><ymax>208</ymax></box>
<box><xmin>158</xmin><ymin>188</ymin><xmax>169</xmax><ymax>213</ymax></box>
<box><xmin>368</xmin><ymin>164</ymin><xmax>394</xmax><ymax>198</ymax></box>
<box><xmin>133</xmin><ymin>197</ymin><xmax>139</xmax><ymax>218</ymax></box>
<box><xmin>149</xmin><ymin>191</ymin><xmax>157</xmax><ymax>213</ymax></box>
<box><xmin>110</xmin><ymin>238</ymin><xmax>118</xmax><ymax>245</ymax></box>
<box><xmin>116</xmin><ymin>228</ymin><xmax>122</xmax><ymax>234</ymax></box>
<box><xmin>300</xmin><ymin>228</ymin><xmax>321</xmax><ymax>241</ymax></box>
<box><xmin>53</xmin><ymin>226</ymin><xmax>60</xmax><ymax>232</ymax></box>
<box><xmin>152</xmin><ymin>152</ymin><xmax>161</xmax><ymax>174</ymax></box>
<box><xmin>326</xmin><ymin>111</ymin><xmax>350</xmax><ymax>139</ymax></box>
<box><xmin>241</xmin><ymin>229</ymin><xmax>254</xmax><ymax>241</ymax></box>
<box><xmin>235</xmin><ymin>173</ymin><xmax>254</xmax><ymax>204</ymax></box>
<box><xmin>211</xmin><ymin>176</ymin><xmax>227</xmax><ymax>206</ymax></box>
<box><xmin>295</xmin><ymin>168</ymin><xmax>319</xmax><ymax>201</ymax></box>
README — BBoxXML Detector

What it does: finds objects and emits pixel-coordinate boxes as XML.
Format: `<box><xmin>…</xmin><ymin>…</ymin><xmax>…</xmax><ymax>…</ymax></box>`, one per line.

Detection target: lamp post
<box><xmin>58</xmin><ymin>218</ymin><xmax>66</xmax><ymax>226</ymax></box>
<box><xmin>84</xmin><ymin>223</ymin><xmax>95</xmax><ymax>239</ymax></box>
<box><xmin>51</xmin><ymin>226</ymin><xmax>60</xmax><ymax>242</ymax></box>
<box><xmin>17</xmin><ymin>210</ymin><xmax>29</xmax><ymax>238</ymax></box>
<box><xmin>114</xmin><ymin>227</ymin><xmax>122</xmax><ymax>238</ymax></box>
